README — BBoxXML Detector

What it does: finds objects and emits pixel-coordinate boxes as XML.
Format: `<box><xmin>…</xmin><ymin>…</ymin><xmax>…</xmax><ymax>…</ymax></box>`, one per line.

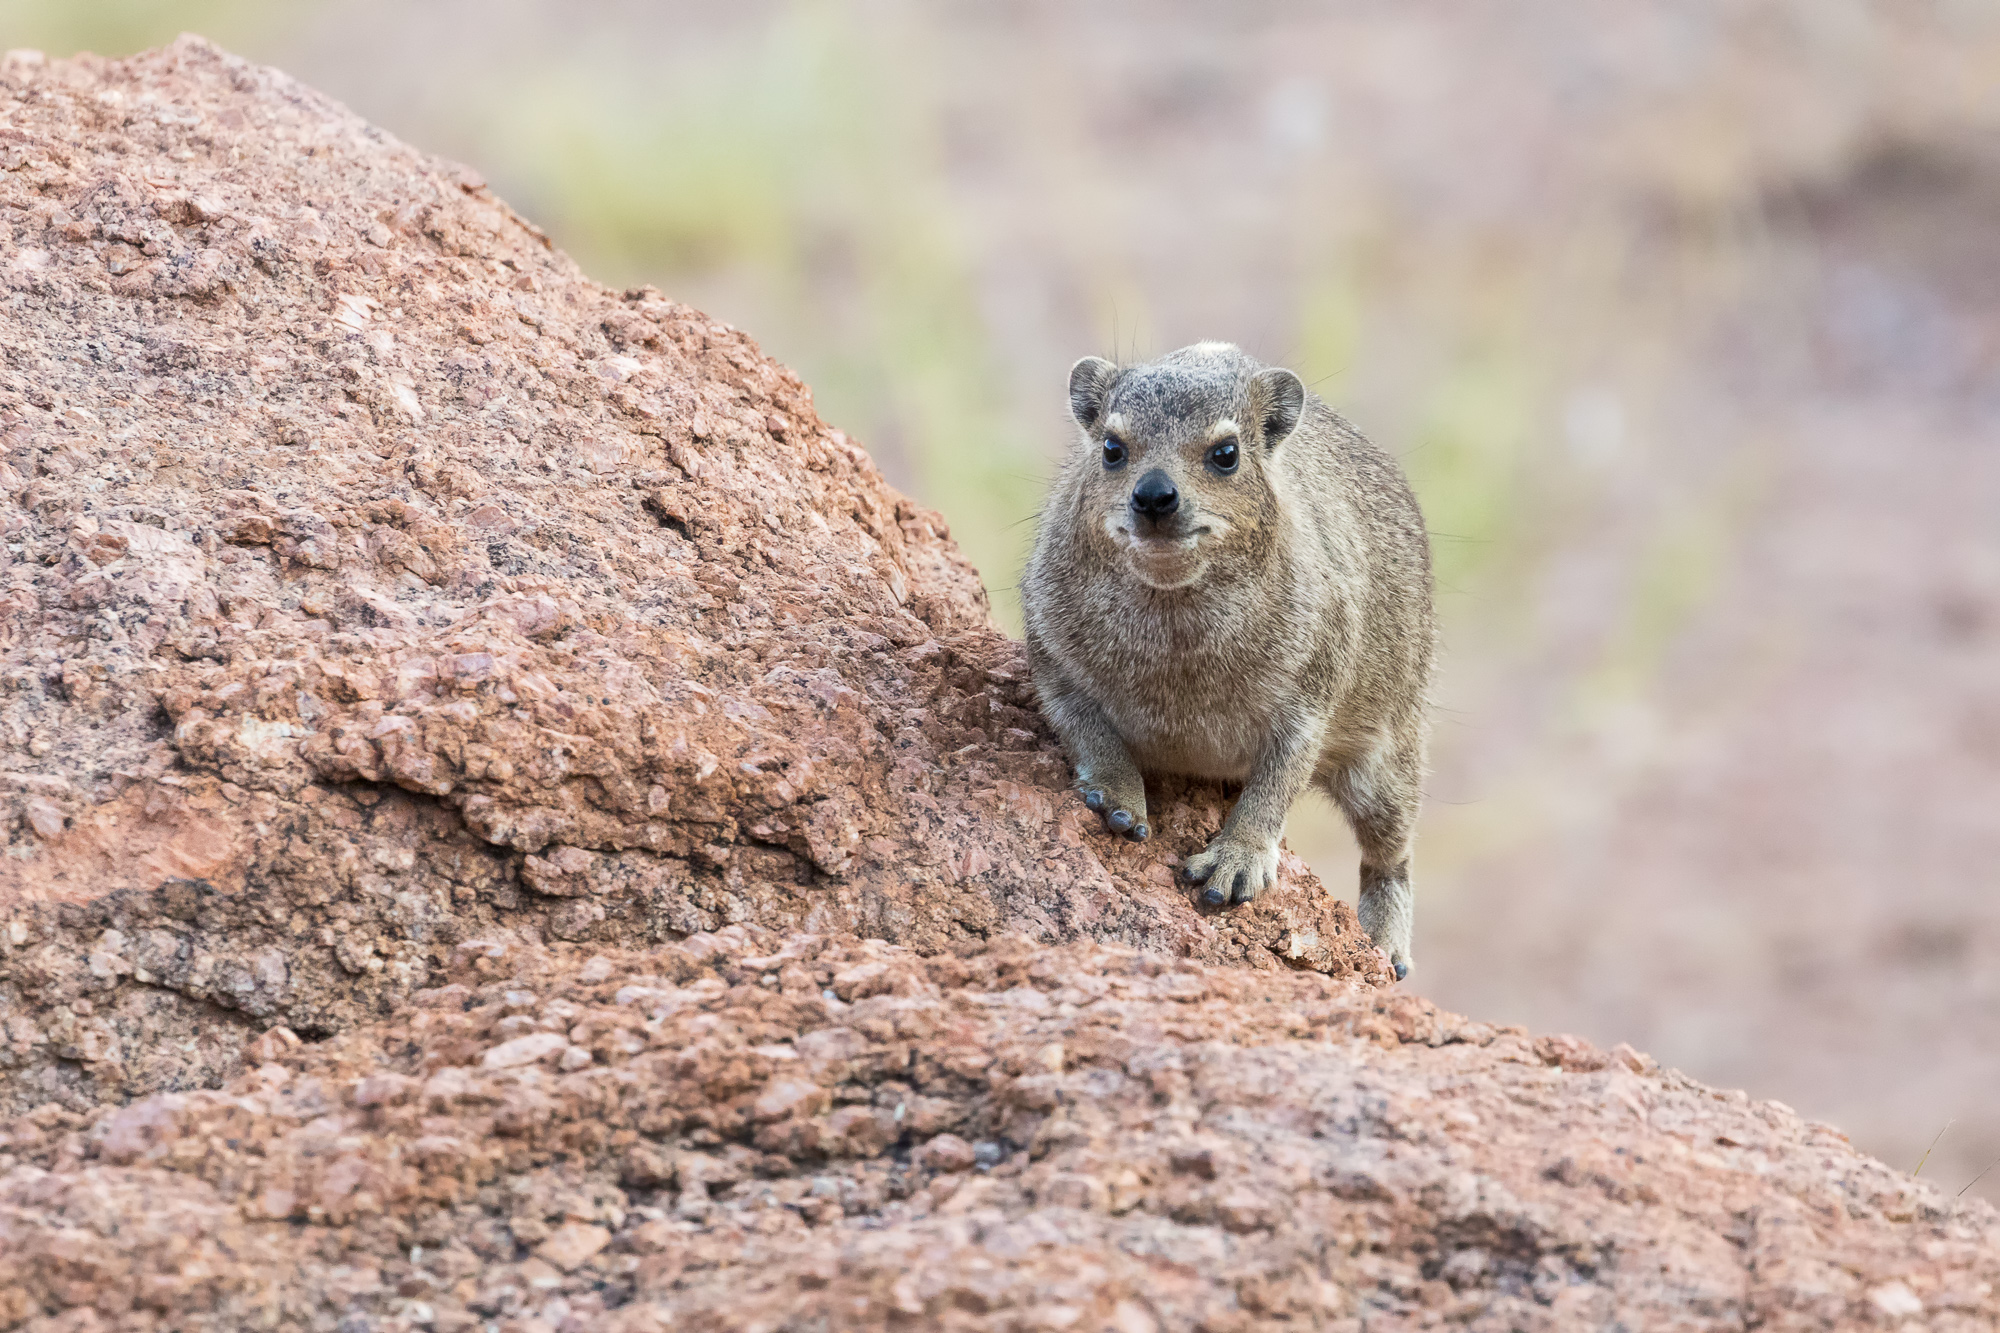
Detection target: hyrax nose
<box><xmin>1131</xmin><ymin>469</ymin><xmax>1179</xmax><ymax>521</ymax></box>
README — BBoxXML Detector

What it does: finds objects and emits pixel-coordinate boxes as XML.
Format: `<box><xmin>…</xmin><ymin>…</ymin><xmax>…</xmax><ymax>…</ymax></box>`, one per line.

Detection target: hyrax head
<box><xmin>1066</xmin><ymin>343</ymin><xmax>1306</xmax><ymax>590</ymax></box>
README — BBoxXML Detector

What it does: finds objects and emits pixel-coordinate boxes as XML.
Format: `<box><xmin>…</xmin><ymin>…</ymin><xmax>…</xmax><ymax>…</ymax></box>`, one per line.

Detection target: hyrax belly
<box><xmin>1101</xmin><ymin>690</ymin><xmax>1268</xmax><ymax>783</ymax></box>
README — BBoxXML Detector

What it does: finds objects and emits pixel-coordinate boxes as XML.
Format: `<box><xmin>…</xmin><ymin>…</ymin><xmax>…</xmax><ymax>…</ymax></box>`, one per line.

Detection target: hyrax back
<box><xmin>1022</xmin><ymin>343</ymin><xmax>1434</xmax><ymax>978</ymax></box>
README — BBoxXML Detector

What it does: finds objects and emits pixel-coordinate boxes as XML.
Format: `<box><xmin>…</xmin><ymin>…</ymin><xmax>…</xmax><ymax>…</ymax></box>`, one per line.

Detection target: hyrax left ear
<box><xmin>1069</xmin><ymin>356</ymin><xmax>1117</xmax><ymax>429</ymax></box>
<box><xmin>1252</xmin><ymin>367</ymin><xmax>1305</xmax><ymax>447</ymax></box>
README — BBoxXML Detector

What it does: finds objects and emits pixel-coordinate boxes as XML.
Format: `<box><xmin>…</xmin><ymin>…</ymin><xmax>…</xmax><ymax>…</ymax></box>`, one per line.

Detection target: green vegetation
<box><xmin>0</xmin><ymin>0</ymin><xmax>272</xmax><ymax>59</ymax></box>
<box><xmin>1399</xmin><ymin>351</ymin><xmax>1538</xmax><ymax>601</ymax></box>
<box><xmin>470</xmin><ymin>7</ymin><xmax>1044</xmax><ymax>630</ymax></box>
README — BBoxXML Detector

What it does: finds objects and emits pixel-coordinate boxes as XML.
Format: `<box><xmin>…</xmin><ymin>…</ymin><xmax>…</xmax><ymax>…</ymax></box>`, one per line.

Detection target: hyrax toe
<box><xmin>1184</xmin><ymin>838</ymin><xmax>1279</xmax><ymax>908</ymax></box>
<box><xmin>1229</xmin><ymin>867</ymin><xmax>1269</xmax><ymax>904</ymax></box>
<box><xmin>1114</xmin><ymin>811</ymin><xmax>1150</xmax><ymax>840</ymax></box>
<box><xmin>1076</xmin><ymin>784</ymin><xmax>1149</xmax><ymax>841</ymax></box>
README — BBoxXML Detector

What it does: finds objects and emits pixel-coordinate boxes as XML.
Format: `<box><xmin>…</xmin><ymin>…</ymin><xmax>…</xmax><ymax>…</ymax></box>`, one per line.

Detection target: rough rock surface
<box><xmin>3</xmin><ymin>929</ymin><xmax>1997</xmax><ymax>1332</ymax></box>
<box><xmin>1</xmin><ymin>37</ymin><xmax>1996</xmax><ymax>1333</ymax></box>
<box><xmin>0</xmin><ymin>38</ymin><xmax>1382</xmax><ymax>1115</ymax></box>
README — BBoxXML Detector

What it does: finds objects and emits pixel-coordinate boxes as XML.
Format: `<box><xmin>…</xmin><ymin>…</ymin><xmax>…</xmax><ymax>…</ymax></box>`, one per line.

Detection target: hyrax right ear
<box><xmin>1252</xmin><ymin>367</ymin><xmax>1305</xmax><ymax>447</ymax></box>
<box><xmin>1068</xmin><ymin>356</ymin><xmax>1117</xmax><ymax>429</ymax></box>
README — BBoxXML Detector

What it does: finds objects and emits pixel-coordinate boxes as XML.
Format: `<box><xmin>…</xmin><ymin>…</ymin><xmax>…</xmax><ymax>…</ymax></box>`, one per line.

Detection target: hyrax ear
<box><xmin>1251</xmin><ymin>367</ymin><xmax>1305</xmax><ymax>447</ymax></box>
<box><xmin>1068</xmin><ymin>356</ymin><xmax>1117</xmax><ymax>430</ymax></box>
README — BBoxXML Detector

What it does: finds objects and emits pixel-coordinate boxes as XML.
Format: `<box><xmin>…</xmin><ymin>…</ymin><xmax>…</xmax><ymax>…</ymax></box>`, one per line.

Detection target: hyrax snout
<box><xmin>1022</xmin><ymin>342</ymin><xmax>1435</xmax><ymax>978</ymax></box>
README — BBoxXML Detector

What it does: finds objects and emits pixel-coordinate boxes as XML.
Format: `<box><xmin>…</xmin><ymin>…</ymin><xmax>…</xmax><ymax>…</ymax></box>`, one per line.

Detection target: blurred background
<box><xmin>9</xmin><ymin>0</ymin><xmax>1998</xmax><ymax>1201</ymax></box>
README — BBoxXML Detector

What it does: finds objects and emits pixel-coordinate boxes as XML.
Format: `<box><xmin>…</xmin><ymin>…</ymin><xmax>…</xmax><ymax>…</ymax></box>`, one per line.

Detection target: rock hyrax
<box><xmin>1023</xmin><ymin>342</ymin><xmax>1434</xmax><ymax>978</ymax></box>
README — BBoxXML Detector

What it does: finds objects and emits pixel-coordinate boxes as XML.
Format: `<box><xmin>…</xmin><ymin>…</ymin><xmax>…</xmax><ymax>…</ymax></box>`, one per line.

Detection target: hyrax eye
<box><xmin>1207</xmin><ymin>438</ymin><xmax>1239</xmax><ymax>474</ymax></box>
<box><xmin>1102</xmin><ymin>437</ymin><xmax>1128</xmax><ymax>469</ymax></box>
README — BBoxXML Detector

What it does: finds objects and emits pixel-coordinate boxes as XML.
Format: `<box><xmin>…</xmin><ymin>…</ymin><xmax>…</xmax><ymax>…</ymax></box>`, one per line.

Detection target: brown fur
<box><xmin>1022</xmin><ymin>343</ymin><xmax>1434</xmax><ymax>977</ymax></box>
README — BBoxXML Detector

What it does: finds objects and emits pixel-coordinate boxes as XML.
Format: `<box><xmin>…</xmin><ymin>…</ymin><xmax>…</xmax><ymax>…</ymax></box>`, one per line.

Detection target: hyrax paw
<box><xmin>1183</xmin><ymin>837</ymin><xmax>1280</xmax><ymax>906</ymax></box>
<box><xmin>1079</xmin><ymin>785</ymin><xmax>1149</xmax><ymax>841</ymax></box>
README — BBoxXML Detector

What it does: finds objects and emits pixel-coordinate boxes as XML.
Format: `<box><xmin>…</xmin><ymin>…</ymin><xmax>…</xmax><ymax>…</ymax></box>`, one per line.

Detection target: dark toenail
<box><xmin>1393</xmin><ymin>962</ymin><xmax>1409</xmax><ymax>982</ymax></box>
<box><xmin>1083</xmin><ymin>790</ymin><xmax>1105</xmax><ymax>811</ymax></box>
<box><xmin>1201</xmin><ymin>885</ymin><xmax>1226</xmax><ymax>906</ymax></box>
<box><xmin>1107</xmin><ymin>810</ymin><xmax>1134</xmax><ymax>833</ymax></box>
<box><xmin>1130</xmin><ymin>823</ymin><xmax>1149</xmax><ymax>841</ymax></box>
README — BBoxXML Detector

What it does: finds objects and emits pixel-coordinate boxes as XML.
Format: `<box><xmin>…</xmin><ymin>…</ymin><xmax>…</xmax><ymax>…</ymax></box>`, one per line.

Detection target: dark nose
<box><xmin>1130</xmin><ymin>469</ymin><xmax>1179</xmax><ymax>520</ymax></box>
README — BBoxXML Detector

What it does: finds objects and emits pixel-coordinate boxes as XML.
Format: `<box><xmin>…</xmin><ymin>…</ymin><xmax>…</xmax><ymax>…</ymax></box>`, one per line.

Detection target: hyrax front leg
<box><xmin>1042</xmin><ymin>687</ymin><xmax>1151</xmax><ymax>840</ymax></box>
<box><xmin>1185</xmin><ymin>715</ymin><xmax>1323</xmax><ymax>905</ymax></box>
<box><xmin>1328</xmin><ymin>741</ymin><xmax>1424</xmax><ymax>981</ymax></box>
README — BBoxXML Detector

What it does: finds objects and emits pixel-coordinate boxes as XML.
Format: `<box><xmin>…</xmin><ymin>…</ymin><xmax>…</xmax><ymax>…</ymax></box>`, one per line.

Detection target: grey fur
<box><xmin>1023</xmin><ymin>343</ymin><xmax>1434</xmax><ymax>979</ymax></box>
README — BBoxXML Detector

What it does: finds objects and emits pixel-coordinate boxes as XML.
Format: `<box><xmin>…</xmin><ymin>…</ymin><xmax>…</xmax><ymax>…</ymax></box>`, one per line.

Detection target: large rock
<box><xmin>2</xmin><ymin>928</ymin><xmax>1996</xmax><ymax>1331</ymax></box>
<box><xmin>0</xmin><ymin>38</ymin><xmax>1382</xmax><ymax>1114</ymax></box>
<box><xmin>0</xmin><ymin>37</ymin><xmax>1994</xmax><ymax>1333</ymax></box>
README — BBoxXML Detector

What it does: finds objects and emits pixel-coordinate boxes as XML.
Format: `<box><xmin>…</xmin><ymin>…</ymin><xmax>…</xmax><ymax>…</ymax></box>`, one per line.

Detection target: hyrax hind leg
<box><xmin>1325</xmin><ymin>738</ymin><xmax>1424</xmax><ymax>981</ymax></box>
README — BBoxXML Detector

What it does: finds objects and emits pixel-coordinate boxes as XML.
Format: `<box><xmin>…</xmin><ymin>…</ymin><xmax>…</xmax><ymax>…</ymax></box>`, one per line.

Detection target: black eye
<box><xmin>1102</xmin><ymin>436</ymin><xmax>1128</xmax><ymax>469</ymax></box>
<box><xmin>1207</xmin><ymin>439</ymin><xmax>1239</xmax><ymax>474</ymax></box>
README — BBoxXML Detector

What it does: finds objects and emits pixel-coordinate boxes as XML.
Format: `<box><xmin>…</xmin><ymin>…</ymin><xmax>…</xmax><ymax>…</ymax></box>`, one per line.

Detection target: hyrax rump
<box><xmin>1023</xmin><ymin>342</ymin><xmax>1434</xmax><ymax>978</ymax></box>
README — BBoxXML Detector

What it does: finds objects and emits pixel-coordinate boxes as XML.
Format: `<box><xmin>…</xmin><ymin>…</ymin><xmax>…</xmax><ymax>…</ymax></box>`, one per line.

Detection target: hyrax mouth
<box><xmin>1104</xmin><ymin>509</ymin><xmax>1203</xmax><ymax>548</ymax></box>
<box><xmin>1103</xmin><ymin>516</ymin><xmax>1210</xmax><ymax>588</ymax></box>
